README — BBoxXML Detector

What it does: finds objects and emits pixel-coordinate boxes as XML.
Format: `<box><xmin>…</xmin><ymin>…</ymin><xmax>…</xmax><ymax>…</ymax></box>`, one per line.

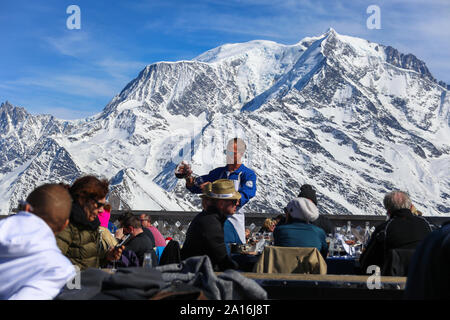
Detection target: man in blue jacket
<box><xmin>178</xmin><ymin>138</ymin><xmax>257</xmax><ymax>247</ymax></box>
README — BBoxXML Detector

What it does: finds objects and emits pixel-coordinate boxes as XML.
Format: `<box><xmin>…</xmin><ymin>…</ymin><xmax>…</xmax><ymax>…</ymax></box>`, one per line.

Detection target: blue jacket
<box><xmin>273</xmin><ymin>219</ymin><xmax>328</xmax><ymax>257</ymax></box>
<box><xmin>187</xmin><ymin>164</ymin><xmax>257</xmax><ymax>211</ymax></box>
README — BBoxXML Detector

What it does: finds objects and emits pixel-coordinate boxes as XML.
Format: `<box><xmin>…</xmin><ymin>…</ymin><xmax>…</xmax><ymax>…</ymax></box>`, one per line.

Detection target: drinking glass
<box><xmin>333</xmin><ymin>227</ymin><xmax>343</xmax><ymax>257</ymax></box>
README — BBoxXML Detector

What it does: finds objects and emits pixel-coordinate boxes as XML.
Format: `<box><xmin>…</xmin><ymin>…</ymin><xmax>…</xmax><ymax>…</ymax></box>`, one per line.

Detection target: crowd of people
<box><xmin>0</xmin><ymin>137</ymin><xmax>448</xmax><ymax>300</ymax></box>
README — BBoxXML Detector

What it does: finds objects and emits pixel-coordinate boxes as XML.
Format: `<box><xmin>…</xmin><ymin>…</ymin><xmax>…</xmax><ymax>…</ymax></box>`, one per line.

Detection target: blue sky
<box><xmin>1</xmin><ymin>0</ymin><xmax>449</xmax><ymax>119</ymax></box>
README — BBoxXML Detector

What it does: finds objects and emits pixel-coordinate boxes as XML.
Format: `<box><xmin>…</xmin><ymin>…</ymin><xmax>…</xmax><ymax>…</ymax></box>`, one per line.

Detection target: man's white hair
<box><xmin>383</xmin><ymin>191</ymin><xmax>412</xmax><ymax>213</ymax></box>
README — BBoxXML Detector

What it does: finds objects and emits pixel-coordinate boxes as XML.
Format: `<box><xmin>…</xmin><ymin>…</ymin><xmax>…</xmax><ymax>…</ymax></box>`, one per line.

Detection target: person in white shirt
<box><xmin>0</xmin><ymin>184</ymin><xmax>76</xmax><ymax>300</ymax></box>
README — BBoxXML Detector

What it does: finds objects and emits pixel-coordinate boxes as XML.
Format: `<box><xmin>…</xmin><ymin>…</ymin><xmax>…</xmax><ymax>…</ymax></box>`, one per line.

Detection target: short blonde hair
<box><xmin>263</xmin><ymin>218</ymin><xmax>274</xmax><ymax>230</ymax></box>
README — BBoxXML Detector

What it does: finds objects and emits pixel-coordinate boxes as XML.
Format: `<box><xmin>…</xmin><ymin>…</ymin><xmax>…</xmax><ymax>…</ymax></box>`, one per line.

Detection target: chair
<box><xmin>382</xmin><ymin>248</ymin><xmax>416</xmax><ymax>276</ymax></box>
<box><xmin>252</xmin><ymin>246</ymin><xmax>327</xmax><ymax>274</ymax></box>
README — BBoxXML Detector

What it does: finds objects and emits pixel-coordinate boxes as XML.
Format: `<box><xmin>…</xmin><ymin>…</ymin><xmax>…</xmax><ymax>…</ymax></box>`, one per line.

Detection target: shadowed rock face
<box><xmin>383</xmin><ymin>46</ymin><xmax>435</xmax><ymax>82</ymax></box>
<box><xmin>0</xmin><ymin>30</ymin><xmax>449</xmax><ymax>216</ymax></box>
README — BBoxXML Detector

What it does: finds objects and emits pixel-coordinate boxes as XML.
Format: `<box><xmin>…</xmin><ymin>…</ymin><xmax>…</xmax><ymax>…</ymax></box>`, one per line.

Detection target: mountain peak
<box><xmin>1</xmin><ymin>101</ymin><xmax>14</xmax><ymax>111</ymax></box>
<box><xmin>325</xmin><ymin>27</ymin><xmax>337</xmax><ymax>36</ymax></box>
<box><xmin>0</xmin><ymin>101</ymin><xmax>29</xmax><ymax>122</ymax></box>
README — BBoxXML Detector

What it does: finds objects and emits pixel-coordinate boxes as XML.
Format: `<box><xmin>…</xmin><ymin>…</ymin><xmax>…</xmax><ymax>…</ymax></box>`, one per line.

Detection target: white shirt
<box><xmin>0</xmin><ymin>211</ymin><xmax>76</xmax><ymax>300</ymax></box>
<box><xmin>227</xmin><ymin>173</ymin><xmax>246</xmax><ymax>244</ymax></box>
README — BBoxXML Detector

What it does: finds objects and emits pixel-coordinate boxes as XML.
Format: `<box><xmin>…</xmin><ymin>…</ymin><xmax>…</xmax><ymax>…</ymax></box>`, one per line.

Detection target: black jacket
<box><xmin>181</xmin><ymin>207</ymin><xmax>238</xmax><ymax>271</ymax></box>
<box><xmin>359</xmin><ymin>209</ymin><xmax>432</xmax><ymax>274</ymax></box>
<box><xmin>142</xmin><ymin>227</ymin><xmax>156</xmax><ymax>249</ymax></box>
<box><xmin>404</xmin><ymin>222</ymin><xmax>450</xmax><ymax>299</ymax></box>
<box><xmin>125</xmin><ymin>232</ymin><xmax>157</xmax><ymax>267</ymax></box>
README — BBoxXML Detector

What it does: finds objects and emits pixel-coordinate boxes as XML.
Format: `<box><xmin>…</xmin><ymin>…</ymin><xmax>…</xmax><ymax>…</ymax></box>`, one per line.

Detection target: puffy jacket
<box><xmin>273</xmin><ymin>218</ymin><xmax>329</xmax><ymax>258</ymax></box>
<box><xmin>56</xmin><ymin>203</ymin><xmax>108</xmax><ymax>270</ymax></box>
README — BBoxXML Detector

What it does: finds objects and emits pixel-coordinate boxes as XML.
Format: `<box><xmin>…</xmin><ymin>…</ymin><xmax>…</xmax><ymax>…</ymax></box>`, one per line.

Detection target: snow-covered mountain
<box><xmin>1</xmin><ymin>28</ymin><xmax>449</xmax><ymax>216</ymax></box>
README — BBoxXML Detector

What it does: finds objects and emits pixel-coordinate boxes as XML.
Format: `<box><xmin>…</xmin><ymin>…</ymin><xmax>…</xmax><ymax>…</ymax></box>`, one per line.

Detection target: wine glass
<box><xmin>143</xmin><ymin>252</ymin><xmax>153</xmax><ymax>269</ymax></box>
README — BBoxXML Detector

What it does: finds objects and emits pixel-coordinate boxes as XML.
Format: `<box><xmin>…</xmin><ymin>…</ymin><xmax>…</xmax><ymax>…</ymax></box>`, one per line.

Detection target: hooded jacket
<box><xmin>0</xmin><ymin>212</ymin><xmax>75</xmax><ymax>300</ymax></box>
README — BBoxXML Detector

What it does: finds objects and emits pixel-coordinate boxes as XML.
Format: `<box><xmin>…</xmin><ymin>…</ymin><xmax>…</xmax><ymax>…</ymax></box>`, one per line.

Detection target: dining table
<box><xmin>232</xmin><ymin>251</ymin><xmax>362</xmax><ymax>275</ymax></box>
<box><xmin>325</xmin><ymin>256</ymin><xmax>361</xmax><ymax>275</ymax></box>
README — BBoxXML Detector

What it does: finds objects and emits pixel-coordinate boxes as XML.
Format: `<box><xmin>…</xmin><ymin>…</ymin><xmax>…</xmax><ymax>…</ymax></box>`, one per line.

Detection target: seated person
<box><xmin>122</xmin><ymin>215</ymin><xmax>157</xmax><ymax>267</ymax></box>
<box><xmin>118</xmin><ymin>211</ymin><xmax>156</xmax><ymax>249</ymax></box>
<box><xmin>298</xmin><ymin>184</ymin><xmax>334</xmax><ymax>234</ymax></box>
<box><xmin>181</xmin><ymin>179</ymin><xmax>239</xmax><ymax>271</ymax></box>
<box><xmin>404</xmin><ymin>221</ymin><xmax>450</xmax><ymax>299</ymax></box>
<box><xmin>0</xmin><ymin>184</ymin><xmax>76</xmax><ymax>300</ymax></box>
<box><xmin>56</xmin><ymin>176</ymin><xmax>123</xmax><ymax>270</ymax></box>
<box><xmin>359</xmin><ymin>191</ymin><xmax>432</xmax><ymax>275</ymax></box>
<box><xmin>245</xmin><ymin>228</ymin><xmax>251</xmax><ymax>243</ymax></box>
<box><xmin>114</xmin><ymin>211</ymin><xmax>133</xmax><ymax>241</ymax></box>
<box><xmin>259</xmin><ymin>218</ymin><xmax>276</xmax><ymax>233</ymax></box>
<box><xmin>139</xmin><ymin>213</ymin><xmax>166</xmax><ymax>247</ymax></box>
<box><xmin>98</xmin><ymin>203</ymin><xmax>111</xmax><ymax>228</ymax></box>
<box><xmin>273</xmin><ymin>197</ymin><xmax>328</xmax><ymax>258</ymax></box>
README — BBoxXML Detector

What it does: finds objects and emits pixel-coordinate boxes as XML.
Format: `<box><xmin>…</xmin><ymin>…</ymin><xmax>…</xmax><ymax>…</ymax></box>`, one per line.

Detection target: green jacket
<box><xmin>56</xmin><ymin>203</ymin><xmax>109</xmax><ymax>270</ymax></box>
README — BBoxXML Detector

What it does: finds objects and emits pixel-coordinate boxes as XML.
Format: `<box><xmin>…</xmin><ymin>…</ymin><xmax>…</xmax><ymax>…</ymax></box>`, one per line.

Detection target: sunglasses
<box><xmin>225</xmin><ymin>199</ymin><xmax>239</xmax><ymax>206</ymax></box>
<box><xmin>224</xmin><ymin>150</ymin><xmax>238</xmax><ymax>155</ymax></box>
<box><xmin>93</xmin><ymin>200</ymin><xmax>106</xmax><ymax>208</ymax></box>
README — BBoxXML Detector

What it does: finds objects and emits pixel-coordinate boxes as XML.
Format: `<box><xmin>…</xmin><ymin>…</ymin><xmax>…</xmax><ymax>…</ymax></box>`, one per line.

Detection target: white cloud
<box><xmin>44</xmin><ymin>32</ymin><xmax>91</xmax><ymax>57</ymax></box>
<box><xmin>7</xmin><ymin>75</ymin><xmax>118</xmax><ymax>98</ymax></box>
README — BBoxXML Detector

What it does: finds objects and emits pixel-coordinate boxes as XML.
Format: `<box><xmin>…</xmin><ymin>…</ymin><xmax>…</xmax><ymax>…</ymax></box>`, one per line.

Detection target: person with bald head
<box><xmin>359</xmin><ymin>190</ymin><xmax>432</xmax><ymax>275</ymax></box>
<box><xmin>0</xmin><ymin>184</ymin><xmax>76</xmax><ymax>300</ymax></box>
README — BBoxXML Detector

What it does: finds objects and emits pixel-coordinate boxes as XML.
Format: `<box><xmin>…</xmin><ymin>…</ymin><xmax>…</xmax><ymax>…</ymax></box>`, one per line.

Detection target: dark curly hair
<box><xmin>69</xmin><ymin>175</ymin><xmax>109</xmax><ymax>203</ymax></box>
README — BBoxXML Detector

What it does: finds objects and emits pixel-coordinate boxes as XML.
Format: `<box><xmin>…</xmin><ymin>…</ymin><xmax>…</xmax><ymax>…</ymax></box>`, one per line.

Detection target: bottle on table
<box><xmin>143</xmin><ymin>252</ymin><xmax>153</xmax><ymax>269</ymax></box>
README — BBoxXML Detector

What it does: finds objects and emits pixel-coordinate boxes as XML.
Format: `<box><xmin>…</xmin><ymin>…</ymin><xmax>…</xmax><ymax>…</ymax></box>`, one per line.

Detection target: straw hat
<box><xmin>200</xmin><ymin>179</ymin><xmax>241</xmax><ymax>200</ymax></box>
